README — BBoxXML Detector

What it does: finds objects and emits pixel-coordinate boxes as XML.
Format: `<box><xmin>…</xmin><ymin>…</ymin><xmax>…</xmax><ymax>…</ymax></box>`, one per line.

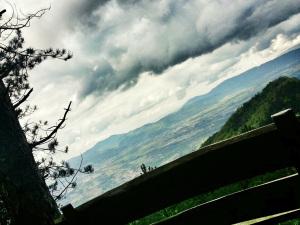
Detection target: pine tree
<box><xmin>0</xmin><ymin>7</ymin><xmax>92</xmax><ymax>225</ymax></box>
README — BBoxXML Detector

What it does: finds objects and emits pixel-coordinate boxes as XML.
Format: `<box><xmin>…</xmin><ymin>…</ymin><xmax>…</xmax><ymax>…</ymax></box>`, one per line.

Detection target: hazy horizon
<box><xmin>3</xmin><ymin>0</ymin><xmax>300</xmax><ymax>160</ymax></box>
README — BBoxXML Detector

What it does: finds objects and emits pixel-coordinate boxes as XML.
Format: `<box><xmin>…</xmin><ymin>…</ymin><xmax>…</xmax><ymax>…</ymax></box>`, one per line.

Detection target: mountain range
<box><xmin>63</xmin><ymin>48</ymin><xmax>300</xmax><ymax>207</ymax></box>
<box><xmin>130</xmin><ymin>76</ymin><xmax>300</xmax><ymax>225</ymax></box>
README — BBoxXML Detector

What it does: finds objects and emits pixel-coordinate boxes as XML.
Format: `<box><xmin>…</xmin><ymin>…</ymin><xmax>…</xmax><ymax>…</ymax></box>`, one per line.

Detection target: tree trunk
<box><xmin>0</xmin><ymin>80</ymin><xmax>59</xmax><ymax>225</ymax></box>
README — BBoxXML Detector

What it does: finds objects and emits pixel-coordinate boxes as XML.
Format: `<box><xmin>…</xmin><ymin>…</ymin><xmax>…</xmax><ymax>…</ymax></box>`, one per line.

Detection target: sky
<box><xmin>2</xmin><ymin>0</ymin><xmax>300</xmax><ymax>160</ymax></box>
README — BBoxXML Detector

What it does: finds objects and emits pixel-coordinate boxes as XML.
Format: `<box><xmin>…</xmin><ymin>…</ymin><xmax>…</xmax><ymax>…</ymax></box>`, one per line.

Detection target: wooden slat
<box><xmin>272</xmin><ymin>109</ymin><xmax>300</xmax><ymax>171</ymax></box>
<box><xmin>155</xmin><ymin>174</ymin><xmax>300</xmax><ymax>225</ymax></box>
<box><xmin>61</xmin><ymin>124</ymin><xmax>294</xmax><ymax>224</ymax></box>
<box><xmin>254</xmin><ymin>209</ymin><xmax>300</xmax><ymax>225</ymax></box>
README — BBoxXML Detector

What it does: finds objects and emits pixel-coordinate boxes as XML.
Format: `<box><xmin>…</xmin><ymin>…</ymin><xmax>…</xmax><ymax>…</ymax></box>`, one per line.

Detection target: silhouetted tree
<box><xmin>140</xmin><ymin>163</ymin><xmax>157</xmax><ymax>175</ymax></box>
<box><xmin>0</xmin><ymin>6</ymin><xmax>92</xmax><ymax>225</ymax></box>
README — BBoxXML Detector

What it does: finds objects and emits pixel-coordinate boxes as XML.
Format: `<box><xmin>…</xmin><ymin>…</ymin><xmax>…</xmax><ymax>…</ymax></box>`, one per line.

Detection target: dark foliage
<box><xmin>140</xmin><ymin>163</ymin><xmax>157</xmax><ymax>175</ymax></box>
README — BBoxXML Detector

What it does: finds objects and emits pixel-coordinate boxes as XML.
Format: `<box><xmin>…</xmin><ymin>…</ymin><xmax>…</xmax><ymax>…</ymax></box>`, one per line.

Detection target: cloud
<box><xmin>9</xmin><ymin>0</ymin><xmax>300</xmax><ymax>160</ymax></box>
<box><xmin>28</xmin><ymin>31</ymin><xmax>300</xmax><ymax>161</ymax></box>
<box><xmin>76</xmin><ymin>0</ymin><xmax>141</xmax><ymax>26</ymax></box>
<box><xmin>73</xmin><ymin>0</ymin><xmax>300</xmax><ymax>97</ymax></box>
<box><xmin>11</xmin><ymin>0</ymin><xmax>300</xmax><ymax>97</ymax></box>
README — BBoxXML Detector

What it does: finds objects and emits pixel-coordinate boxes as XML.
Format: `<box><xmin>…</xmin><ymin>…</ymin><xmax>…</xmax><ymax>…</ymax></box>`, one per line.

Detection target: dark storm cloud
<box><xmin>77</xmin><ymin>0</ymin><xmax>145</xmax><ymax>17</ymax></box>
<box><xmin>77</xmin><ymin>0</ymin><xmax>300</xmax><ymax>97</ymax></box>
<box><xmin>76</xmin><ymin>0</ymin><xmax>141</xmax><ymax>28</ymax></box>
<box><xmin>80</xmin><ymin>60</ymin><xmax>138</xmax><ymax>97</ymax></box>
<box><xmin>78</xmin><ymin>0</ymin><xmax>140</xmax><ymax>15</ymax></box>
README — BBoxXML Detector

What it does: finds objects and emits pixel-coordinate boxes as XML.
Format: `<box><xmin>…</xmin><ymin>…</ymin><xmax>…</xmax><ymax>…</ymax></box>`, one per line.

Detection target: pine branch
<box><xmin>53</xmin><ymin>155</ymin><xmax>83</xmax><ymax>201</ymax></box>
<box><xmin>13</xmin><ymin>88</ymin><xmax>33</xmax><ymax>109</ymax></box>
<box><xmin>30</xmin><ymin>101</ymin><xmax>72</xmax><ymax>148</ymax></box>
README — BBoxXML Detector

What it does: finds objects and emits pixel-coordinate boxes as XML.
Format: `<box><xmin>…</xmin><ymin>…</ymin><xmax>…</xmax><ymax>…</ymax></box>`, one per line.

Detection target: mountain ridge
<box><xmin>202</xmin><ymin>76</ymin><xmax>300</xmax><ymax>146</ymax></box>
<box><xmin>70</xmin><ymin>48</ymin><xmax>300</xmax><ymax>166</ymax></box>
<box><xmin>64</xmin><ymin>48</ymin><xmax>300</xmax><ymax>207</ymax></box>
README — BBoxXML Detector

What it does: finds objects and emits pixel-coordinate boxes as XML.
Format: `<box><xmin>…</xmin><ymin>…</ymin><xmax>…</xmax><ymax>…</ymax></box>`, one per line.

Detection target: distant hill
<box><xmin>202</xmin><ymin>77</ymin><xmax>300</xmax><ymax>146</ymax></box>
<box><xmin>64</xmin><ymin>48</ymin><xmax>300</xmax><ymax>207</ymax></box>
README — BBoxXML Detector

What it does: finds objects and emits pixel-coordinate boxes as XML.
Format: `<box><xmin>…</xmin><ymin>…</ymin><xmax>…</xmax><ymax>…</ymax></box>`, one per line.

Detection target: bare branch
<box><xmin>13</xmin><ymin>88</ymin><xmax>33</xmax><ymax>109</ymax></box>
<box><xmin>0</xmin><ymin>7</ymin><xmax>49</xmax><ymax>37</ymax></box>
<box><xmin>30</xmin><ymin>101</ymin><xmax>72</xmax><ymax>148</ymax></box>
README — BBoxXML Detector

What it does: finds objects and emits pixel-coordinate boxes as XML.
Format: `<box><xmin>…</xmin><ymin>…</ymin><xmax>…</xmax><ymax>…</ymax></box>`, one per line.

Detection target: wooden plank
<box><xmin>62</xmin><ymin>122</ymin><xmax>296</xmax><ymax>225</ymax></box>
<box><xmin>155</xmin><ymin>174</ymin><xmax>300</xmax><ymax>225</ymax></box>
<box><xmin>253</xmin><ymin>209</ymin><xmax>300</xmax><ymax>225</ymax></box>
<box><xmin>272</xmin><ymin>109</ymin><xmax>300</xmax><ymax>171</ymax></box>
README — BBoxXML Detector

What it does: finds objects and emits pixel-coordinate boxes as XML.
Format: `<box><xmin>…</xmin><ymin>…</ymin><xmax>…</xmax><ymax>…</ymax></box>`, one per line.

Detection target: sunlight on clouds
<box><xmin>222</xmin><ymin>34</ymin><xmax>300</xmax><ymax>81</ymax></box>
<box><xmin>5</xmin><ymin>0</ymin><xmax>300</xmax><ymax>160</ymax></box>
<box><xmin>49</xmin><ymin>33</ymin><xmax>300</xmax><ymax>160</ymax></box>
<box><xmin>27</xmin><ymin>31</ymin><xmax>300</xmax><ymax>160</ymax></box>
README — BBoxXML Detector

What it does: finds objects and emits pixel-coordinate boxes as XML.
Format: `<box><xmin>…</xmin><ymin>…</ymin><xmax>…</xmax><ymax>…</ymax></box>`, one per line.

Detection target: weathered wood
<box><xmin>62</xmin><ymin>122</ymin><xmax>296</xmax><ymax>224</ymax></box>
<box><xmin>272</xmin><ymin>109</ymin><xmax>299</xmax><ymax>138</ymax></box>
<box><xmin>155</xmin><ymin>174</ymin><xmax>300</xmax><ymax>225</ymax></box>
<box><xmin>254</xmin><ymin>209</ymin><xmax>300</xmax><ymax>225</ymax></box>
<box><xmin>272</xmin><ymin>109</ymin><xmax>300</xmax><ymax>171</ymax></box>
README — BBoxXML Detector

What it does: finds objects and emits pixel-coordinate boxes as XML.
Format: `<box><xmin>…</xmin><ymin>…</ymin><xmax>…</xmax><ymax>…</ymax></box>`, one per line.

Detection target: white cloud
<box><xmin>28</xmin><ymin>32</ymin><xmax>300</xmax><ymax>161</ymax></box>
<box><xmin>3</xmin><ymin>0</ymin><xmax>300</xmax><ymax>160</ymax></box>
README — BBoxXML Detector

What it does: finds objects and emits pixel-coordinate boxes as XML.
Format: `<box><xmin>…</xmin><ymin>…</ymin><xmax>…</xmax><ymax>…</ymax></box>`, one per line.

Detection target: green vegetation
<box><xmin>203</xmin><ymin>76</ymin><xmax>300</xmax><ymax>146</ymax></box>
<box><xmin>279</xmin><ymin>219</ymin><xmax>300</xmax><ymax>225</ymax></box>
<box><xmin>129</xmin><ymin>76</ymin><xmax>300</xmax><ymax>225</ymax></box>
